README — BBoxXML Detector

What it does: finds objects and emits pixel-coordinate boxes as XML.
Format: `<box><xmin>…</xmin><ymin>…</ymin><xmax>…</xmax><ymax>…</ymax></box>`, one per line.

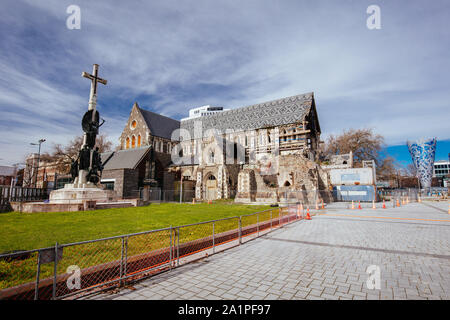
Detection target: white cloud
<box><xmin>0</xmin><ymin>0</ymin><xmax>449</xmax><ymax>165</ymax></box>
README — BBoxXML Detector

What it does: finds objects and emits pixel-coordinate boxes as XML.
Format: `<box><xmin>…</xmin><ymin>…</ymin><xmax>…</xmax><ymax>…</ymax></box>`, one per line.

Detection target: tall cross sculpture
<box><xmin>74</xmin><ymin>64</ymin><xmax>108</xmax><ymax>186</ymax></box>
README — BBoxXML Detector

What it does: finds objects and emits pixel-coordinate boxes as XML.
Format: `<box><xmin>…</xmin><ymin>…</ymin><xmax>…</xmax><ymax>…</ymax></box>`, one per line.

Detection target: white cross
<box><xmin>82</xmin><ymin>64</ymin><xmax>107</xmax><ymax>111</ymax></box>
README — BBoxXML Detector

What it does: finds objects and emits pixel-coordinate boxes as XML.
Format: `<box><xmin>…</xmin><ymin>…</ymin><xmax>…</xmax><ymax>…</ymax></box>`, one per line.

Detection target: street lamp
<box><xmin>30</xmin><ymin>139</ymin><xmax>46</xmax><ymax>188</ymax></box>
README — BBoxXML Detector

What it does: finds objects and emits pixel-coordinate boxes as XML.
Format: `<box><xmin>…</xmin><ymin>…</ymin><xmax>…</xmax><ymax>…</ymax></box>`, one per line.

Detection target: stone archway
<box><xmin>205</xmin><ymin>173</ymin><xmax>217</xmax><ymax>200</ymax></box>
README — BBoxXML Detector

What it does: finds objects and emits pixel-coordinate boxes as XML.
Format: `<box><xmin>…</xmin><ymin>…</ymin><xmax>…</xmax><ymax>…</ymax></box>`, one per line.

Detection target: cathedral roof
<box><xmin>101</xmin><ymin>146</ymin><xmax>151</xmax><ymax>170</ymax></box>
<box><xmin>137</xmin><ymin>104</ymin><xmax>180</xmax><ymax>140</ymax></box>
<box><xmin>180</xmin><ymin>92</ymin><xmax>316</xmax><ymax>136</ymax></box>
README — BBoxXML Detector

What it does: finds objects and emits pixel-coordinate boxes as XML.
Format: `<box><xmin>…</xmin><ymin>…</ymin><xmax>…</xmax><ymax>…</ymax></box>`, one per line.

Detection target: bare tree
<box><xmin>404</xmin><ymin>163</ymin><xmax>418</xmax><ymax>177</ymax></box>
<box><xmin>33</xmin><ymin>135</ymin><xmax>113</xmax><ymax>174</ymax></box>
<box><xmin>321</xmin><ymin>128</ymin><xmax>397</xmax><ymax>179</ymax></box>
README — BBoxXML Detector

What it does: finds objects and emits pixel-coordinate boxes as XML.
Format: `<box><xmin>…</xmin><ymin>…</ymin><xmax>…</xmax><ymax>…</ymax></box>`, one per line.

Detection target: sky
<box><xmin>0</xmin><ymin>0</ymin><xmax>449</xmax><ymax>167</ymax></box>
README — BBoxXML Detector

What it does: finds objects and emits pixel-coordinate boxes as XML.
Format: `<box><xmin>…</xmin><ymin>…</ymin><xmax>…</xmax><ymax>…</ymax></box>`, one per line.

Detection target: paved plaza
<box><xmin>87</xmin><ymin>201</ymin><xmax>450</xmax><ymax>300</ymax></box>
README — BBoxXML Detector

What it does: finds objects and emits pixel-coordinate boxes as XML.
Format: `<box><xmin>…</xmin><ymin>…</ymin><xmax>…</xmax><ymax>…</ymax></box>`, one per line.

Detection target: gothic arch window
<box><xmin>130</xmin><ymin>120</ymin><xmax>137</xmax><ymax>130</ymax></box>
<box><xmin>126</xmin><ymin>137</ymin><xmax>130</xmax><ymax>149</ymax></box>
<box><xmin>132</xmin><ymin>135</ymin><xmax>136</xmax><ymax>148</ymax></box>
<box><xmin>209</xmin><ymin>151</ymin><xmax>215</xmax><ymax>163</ymax></box>
<box><xmin>137</xmin><ymin>135</ymin><xmax>141</xmax><ymax>147</ymax></box>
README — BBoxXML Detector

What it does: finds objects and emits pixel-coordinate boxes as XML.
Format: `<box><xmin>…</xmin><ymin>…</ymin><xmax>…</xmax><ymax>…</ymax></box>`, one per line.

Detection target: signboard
<box><xmin>39</xmin><ymin>247</ymin><xmax>63</xmax><ymax>264</ymax></box>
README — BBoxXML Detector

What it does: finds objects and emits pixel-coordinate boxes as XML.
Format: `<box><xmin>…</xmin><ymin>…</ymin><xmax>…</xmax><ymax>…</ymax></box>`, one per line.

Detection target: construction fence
<box><xmin>0</xmin><ymin>205</ymin><xmax>306</xmax><ymax>300</ymax></box>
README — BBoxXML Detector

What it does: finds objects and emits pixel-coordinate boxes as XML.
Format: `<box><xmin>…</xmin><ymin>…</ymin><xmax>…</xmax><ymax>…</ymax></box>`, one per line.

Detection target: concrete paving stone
<box><xmin>321</xmin><ymin>293</ymin><xmax>339</xmax><ymax>300</ymax></box>
<box><xmin>212</xmin><ymin>288</ymin><xmax>227</xmax><ymax>296</ymax></box>
<box><xmin>307</xmin><ymin>295</ymin><xmax>325</xmax><ymax>300</ymax></box>
<box><xmin>222</xmin><ymin>293</ymin><xmax>238</xmax><ymax>300</ymax></box>
<box><xmin>366</xmin><ymin>292</ymin><xmax>380</xmax><ymax>300</ymax></box>
<box><xmin>227</xmin><ymin>287</ymin><xmax>241</xmax><ymax>295</ymax></box>
<box><xmin>264</xmin><ymin>293</ymin><xmax>280</xmax><ymax>300</ymax></box>
<box><xmin>308</xmin><ymin>289</ymin><xmax>323</xmax><ymax>297</ymax></box>
<box><xmin>233</xmin><ymin>282</ymin><xmax>246</xmax><ymax>289</ymax></box>
<box><xmin>338</xmin><ymin>293</ymin><xmax>354</xmax><ymax>300</ymax></box>
<box><xmin>279</xmin><ymin>293</ymin><xmax>295</xmax><ymax>300</ymax></box>
<box><xmin>349</xmin><ymin>290</ymin><xmax>367</xmax><ymax>298</ymax></box>
<box><xmin>323</xmin><ymin>287</ymin><xmax>336</xmax><ymax>295</ymax></box>
<box><xmin>88</xmin><ymin>203</ymin><xmax>450</xmax><ymax>301</ymax></box>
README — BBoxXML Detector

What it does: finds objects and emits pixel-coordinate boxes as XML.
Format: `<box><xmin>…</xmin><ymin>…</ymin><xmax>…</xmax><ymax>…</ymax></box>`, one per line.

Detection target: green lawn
<box><xmin>0</xmin><ymin>202</ymin><xmax>270</xmax><ymax>253</ymax></box>
<box><xmin>0</xmin><ymin>202</ymin><xmax>275</xmax><ymax>291</ymax></box>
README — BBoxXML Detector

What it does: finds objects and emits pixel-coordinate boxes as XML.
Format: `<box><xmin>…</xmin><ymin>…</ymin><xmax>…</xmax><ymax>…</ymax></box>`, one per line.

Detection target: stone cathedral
<box><xmin>114</xmin><ymin>92</ymin><xmax>331</xmax><ymax>204</ymax></box>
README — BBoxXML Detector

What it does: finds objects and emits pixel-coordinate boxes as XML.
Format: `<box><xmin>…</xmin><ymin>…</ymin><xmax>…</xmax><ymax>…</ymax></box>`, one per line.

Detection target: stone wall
<box><xmin>235</xmin><ymin>154</ymin><xmax>332</xmax><ymax>205</ymax></box>
<box><xmin>119</xmin><ymin>104</ymin><xmax>149</xmax><ymax>150</ymax></box>
<box><xmin>102</xmin><ymin>168</ymin><xmax>140</xmax><ymax>199</ymax></box>
<box><xmin>101</xmin><ymin>169</ymin><xmax>125</xmax><ymax>198</ymax></box>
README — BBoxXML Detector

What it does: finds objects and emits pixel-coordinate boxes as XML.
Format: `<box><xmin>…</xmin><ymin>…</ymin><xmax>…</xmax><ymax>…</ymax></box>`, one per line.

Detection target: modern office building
<box><xmin>181</xmin><ymin>105</ymin><xmax>230</xmax><ymax>121</ymax></box>
<box><xmin>433</xmin><ymin>160</ymin><xmax>450</xmax><ymax>178</ymax></box>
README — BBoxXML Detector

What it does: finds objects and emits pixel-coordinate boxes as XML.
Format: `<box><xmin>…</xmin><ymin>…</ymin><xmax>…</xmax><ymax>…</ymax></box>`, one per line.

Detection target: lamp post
<box><xmin>30</xmin><ymin>139</ymin><xmax>46</xmax><ymax>188</ymax></box>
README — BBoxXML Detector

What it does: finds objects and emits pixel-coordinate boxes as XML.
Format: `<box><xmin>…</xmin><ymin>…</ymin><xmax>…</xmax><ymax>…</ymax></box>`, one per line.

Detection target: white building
<box><xmin>181</xmin><ymin>105</ymin><xmax>229</xmax><ymax>121</ymax></box>
<box><xmin>433</xmin><ymin>160</ymin><xmax>449</xmax><ymax>178</ymax></box>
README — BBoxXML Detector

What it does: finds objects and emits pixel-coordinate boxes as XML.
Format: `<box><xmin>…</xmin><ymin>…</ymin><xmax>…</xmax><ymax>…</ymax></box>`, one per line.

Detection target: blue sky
<box><xmin>0</xmin><ymin>0</ymin><xmax>449</xmax><ymax>167</ymax></box>
<box><xmin>386</xmin><ymin>140</ymin><xmax>450</xmax><ymax>168</ymax></box>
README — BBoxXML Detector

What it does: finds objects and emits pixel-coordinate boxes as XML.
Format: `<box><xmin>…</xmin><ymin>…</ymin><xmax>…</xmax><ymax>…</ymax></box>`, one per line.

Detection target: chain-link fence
<box><xmin>0</xmin><ymin>205</ymin><xmax>305</xmax><ymax>300</ymax></box>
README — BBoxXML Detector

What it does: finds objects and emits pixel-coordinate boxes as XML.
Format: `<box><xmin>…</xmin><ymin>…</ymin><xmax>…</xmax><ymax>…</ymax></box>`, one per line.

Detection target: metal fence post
<box><xmin>52</xmin><ymin>242</ymin><xmax>58</xmax><ymax>300</ymax></box>
<box><xmin>177</xmin><ymin>227</ymin><xmax>180</xmax><ymax>266</ymax></box>
<box><xmin>257</xmin><ymin>213</ymin><xmax>259</xmax><ymax>237</ymax></box>
<box><xmin>212</xmin><ymin>222</ymin><xmax>215</xmax><ymax>254</ymax></box>
<box><xmin>34</xmin><ymin>250</ymin><xmax>41</xmax><ymax>300</ymax></box>
<box><xmin>270</xmin><ymin>210</ymin><xmax>272</xmax><ymax>230</ymax></box>
<box><xmin>279</xmin><ymin>208</ymin><xmax>281</xmax><ymax>228</ymax></box>
<box><xmin>124</xmin><ymin>236</ymin><xmax>128</xmax><ymax>277</ymax></box>
<box><xmin>119</xmin><ymin>237</ymin><xmax>125</xmax><ymax>286</ymax></box>
<box><xmin>169</xmin><ymin>226</ymin><xmax>173</xmax><ymax>269</ymax></box>
<box><xmin>238</xmin><ymin>217</ymin><xmax>242</xmax><ymax>245</ymax></box>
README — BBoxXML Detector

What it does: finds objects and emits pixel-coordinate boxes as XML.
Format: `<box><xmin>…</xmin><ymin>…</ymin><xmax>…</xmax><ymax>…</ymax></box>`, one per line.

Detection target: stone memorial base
<box><xmin>49</xmin><ymin>183</ymin><xmax>115</xmax><ymax>204</ymax></box>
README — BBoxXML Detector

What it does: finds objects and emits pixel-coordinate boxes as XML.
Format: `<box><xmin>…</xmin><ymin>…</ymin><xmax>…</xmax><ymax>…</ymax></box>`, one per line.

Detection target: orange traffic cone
<box><xmin>396</xmin><ymin>198</ymin><xmax>400</xmax><ymax>207</ymax></box>
<box><xmin>372</xmin><ymin>200</ymin><xmax>376</xmax><ymax>209</ymax></box>
<box><xmin>306</xmin><ymin>207</ymin><xmax>311</xmax><ymax>220</ymax></box>
<box><xmin>351</xmin><ymin>200</ymin><xmax>355</xmax><ymax>210</ymax></box>
<box><xmin>358</xmin><ymin>201</ymin><xmax>362</xmax><ymax>210</ymax></box>
<box><xmin>321</xmin><ymin>200</ymin><xmax>325</xmax><ymax>209</ymax></box>
<box><xmin>382</xmin><ymin>200</ymin><xmax>386</xmax><ymax>209</ymax></box>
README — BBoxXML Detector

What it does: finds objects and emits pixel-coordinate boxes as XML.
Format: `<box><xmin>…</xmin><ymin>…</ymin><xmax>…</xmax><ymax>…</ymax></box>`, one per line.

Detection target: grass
<box><xmin>0</xmin><ymin>202</ymin><xmax>275</xmax><ymax>292</ymax></box>
<box><xmin>0</xmin><ymin>202</ymin><xmax>270</xmax><ymax>253</ymax></box>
